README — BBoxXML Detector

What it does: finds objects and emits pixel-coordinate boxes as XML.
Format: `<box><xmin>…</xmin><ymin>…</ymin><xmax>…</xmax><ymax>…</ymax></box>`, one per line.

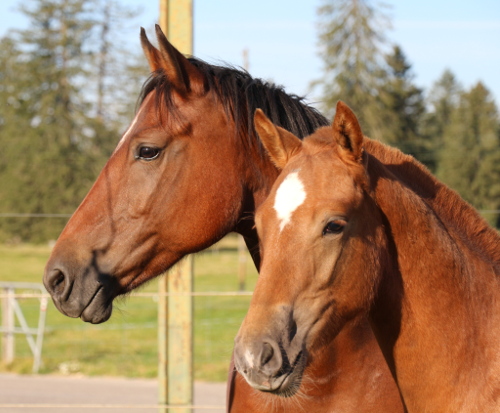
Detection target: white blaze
<box><xmin>273</xmin><ymin>171</ymin><xmax>306</xmax><ymax>231</ymax></box>
<box><xmin>114</xmin><ymin>105</ymin><xmax>144</xmax><ymax>152</ymax></box>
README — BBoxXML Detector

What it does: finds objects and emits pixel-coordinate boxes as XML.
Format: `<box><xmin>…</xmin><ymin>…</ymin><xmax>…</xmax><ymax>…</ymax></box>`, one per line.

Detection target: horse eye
<box><xmin>137</xmin><ymin>146</ymin><xmax>160</xmax><ymax>161</ymax></box>
<box><xmin>322</xmin><ymin>220</ymin><xmax>345</xmax><ymax>236</ymax></box>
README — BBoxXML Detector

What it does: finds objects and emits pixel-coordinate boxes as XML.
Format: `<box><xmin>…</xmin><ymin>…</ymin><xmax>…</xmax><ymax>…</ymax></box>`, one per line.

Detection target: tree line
<box><xmin>0</xmin><ymin>0</ymin><xmax>146</xmax><ymax>242</ymax></box>
<box><xmin>314</xmin><ymin>0</ymin><xmax>500</xmax><ymax>227</ymax></box>
<box><xmin>0</xmin><ymin>0</ymin><xmax>498</xmax><ymax>243</ymax></box>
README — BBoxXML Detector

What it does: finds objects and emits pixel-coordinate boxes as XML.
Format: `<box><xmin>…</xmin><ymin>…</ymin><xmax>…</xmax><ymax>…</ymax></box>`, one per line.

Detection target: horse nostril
<box><xmin>259</xmin><ymin>340</ymin><xmax>283</xmax><ymax>378</ymax></box>
<box><xmin>261</xmin><ymin>342</ymin><xmax>275</xmax><ymax>366</ymax></box>
<box><xmin>48</xmin><ymin>269</ymin><xmax>67</xmax><ymax>296</ymax></box>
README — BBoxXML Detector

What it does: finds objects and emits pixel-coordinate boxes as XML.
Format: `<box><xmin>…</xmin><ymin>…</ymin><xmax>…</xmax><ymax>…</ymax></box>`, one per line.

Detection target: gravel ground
<box><xmin>0</xmin><ymin>374</ymin><xmax>226</xmax><ymax>413</ymax></box>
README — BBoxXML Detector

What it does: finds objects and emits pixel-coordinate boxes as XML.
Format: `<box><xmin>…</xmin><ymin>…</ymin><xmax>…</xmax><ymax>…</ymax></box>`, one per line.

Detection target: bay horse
<box><xmin>235</xmin><ymin>102</ymin><xmax>500</xmax><ymax>412</ymax></box>
<box><xmin>43</xmin><ymin>26</ymin><xmax>403</xmax><ymax>412</ymax></box>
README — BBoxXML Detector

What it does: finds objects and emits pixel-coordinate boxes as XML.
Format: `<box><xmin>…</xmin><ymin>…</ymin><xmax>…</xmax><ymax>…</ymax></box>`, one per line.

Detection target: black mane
<box><xmin>138</xmin><ymin>57</ymin><xmax>328</xmax><ymax>149</ymax></box>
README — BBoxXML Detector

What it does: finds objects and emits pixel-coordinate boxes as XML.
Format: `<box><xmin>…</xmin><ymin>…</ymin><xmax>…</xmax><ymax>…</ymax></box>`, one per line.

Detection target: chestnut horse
<box><xmin>235</xmin><ymin>102</ymin><xmax>500</xmax><ymax>412</ymax></box>
<box><xmin>43</xmin><ymin>27</ymin><xmax>403</xmax><ymax>412</ymax></box>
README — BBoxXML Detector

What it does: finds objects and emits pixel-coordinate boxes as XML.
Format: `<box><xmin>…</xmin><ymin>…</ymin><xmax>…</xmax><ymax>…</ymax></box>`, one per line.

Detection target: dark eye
<box><xmin>136</xmin><ymin>146</ymin><xmax>160</xmax><ymax>161</ymax></box>
<box><xmin>322</xmin><ymin>220</ymin><xmax>346</xmax><ymax>236</ymax></box>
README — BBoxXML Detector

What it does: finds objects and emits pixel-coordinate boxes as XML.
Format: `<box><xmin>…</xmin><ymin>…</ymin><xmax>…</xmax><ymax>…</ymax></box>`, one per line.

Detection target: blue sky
<box><xmin>1</xmin><ymin>0</ymin><xmax>499</xmax><ymax>106</ymax></box>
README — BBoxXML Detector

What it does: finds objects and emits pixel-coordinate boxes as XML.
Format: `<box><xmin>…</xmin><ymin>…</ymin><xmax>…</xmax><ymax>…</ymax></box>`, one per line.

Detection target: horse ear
<box><xmin>140</xmin><ymin>26</ymin><xmax>204</xmax><ymax>93</ymax></box>
<box><xmin>254</xmin><ymin>109</ymin><xmax>303</xmax><ymax>170</ymax></box>
<box><xmin>154</xmin><ymin>25</ymin><xmax>205</xmax><ymax>93</ymax></box>
<box><xmin>140</xmin><ymin>27</ymin><xmax>163</xmax><ymax>72</ymax></box>
<box><xmin>332</xmin><ymin>101</ymin><xmax>364</xmax><ymax>163</ymax></box>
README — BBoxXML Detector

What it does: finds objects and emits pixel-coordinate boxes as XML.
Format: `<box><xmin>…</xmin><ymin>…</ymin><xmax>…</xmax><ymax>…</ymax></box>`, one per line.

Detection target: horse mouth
<box><xmin>254</xmin><ymin>350</ymin><xmax>305</xmax><ymax>398</ymax></box>
<box><xmin>80</xmin><ymin>286</ymin><xmax>113</xmax><ymax>324</ymax></box>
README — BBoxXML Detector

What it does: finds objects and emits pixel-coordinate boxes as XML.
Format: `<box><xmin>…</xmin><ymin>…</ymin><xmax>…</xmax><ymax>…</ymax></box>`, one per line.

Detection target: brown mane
<box><xmin>138</xmin><ymin>58</ymin><xmax>329</xmax><ymax>154</ymax></box>
<box><xmin>365</xmin><ymin>138</ymin><xmax>500</xmax><ymax>270</ymax></box>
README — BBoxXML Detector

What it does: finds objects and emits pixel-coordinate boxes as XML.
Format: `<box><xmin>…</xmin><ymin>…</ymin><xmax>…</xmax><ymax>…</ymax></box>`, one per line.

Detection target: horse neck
<box><xmin>194</xmin><ymin>58</ymin><xmax>328</xmax><ymax>221</ymax></box>
<box><xmin>218</xmin><ymin>82</ymin><xmax>327</xmax><ymax>263</ymax></box>
<box><xmin>365</xmin><ymin>142</ymin><xmax>500</xmax><ymax>410</ymax></box>
<box><xmin>233</xmin><ymin>139</ymin><xmax>280</xmax><ymax>269</ymax></box>
<box><xmin>365</xmin><ymin>139</ymin><xmax>500</xmax><ymax>267</ymax></box>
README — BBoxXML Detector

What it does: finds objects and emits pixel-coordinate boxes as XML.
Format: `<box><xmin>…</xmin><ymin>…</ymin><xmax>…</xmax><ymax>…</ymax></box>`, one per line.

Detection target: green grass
<box><xmin>0</xmin><ymin>235</ymin><xmax>258</xmax><ymax>381</ymax></box>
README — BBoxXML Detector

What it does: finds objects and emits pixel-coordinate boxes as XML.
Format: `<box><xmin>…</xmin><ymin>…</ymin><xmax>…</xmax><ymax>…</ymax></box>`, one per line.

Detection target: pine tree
<box><xmin>91</xmin><ymin>0</ymin><xmax>146</xmax><ymax>128</ymax></box>
<box><xmin>0</xmin><ymin>36</ymin><xmax>40</xmax><ymax>241</ymax></box>
<box><xmin>0</xmin><ymin>0</ymin><xmax>126</xmax><ymax>242</ymax></box>
<box><xmin>313</xmin><ymin>0</ymin><xmax>391</xmax><ymax>135</ymax></box>
<box><xmin>377</xmin><ymin>45</ymin><xmax>426</xmax><ymax>162</ymax></box>
<box><xmin>422</xmin><ymin>70</ymin><xmax>462</xmax><ymax>172</ymax></box>
<box><xmin>437</xmin><ymin>82</ymin><xmax>500</xmax><ymax>226</ymax></box>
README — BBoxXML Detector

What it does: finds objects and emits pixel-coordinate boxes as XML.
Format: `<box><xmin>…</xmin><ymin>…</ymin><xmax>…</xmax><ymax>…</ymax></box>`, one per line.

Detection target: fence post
<box><xmin>158</xmin><ymin>274</ymin><xmax>169</xmax><ymax>412</ymax></box>
<box><xmin>1</xmin><ymin>287</ymin><xmax>15</xmax><ymax>364</ymax></box>
<box><xmin>169</xmin><ymin>256</ymin><xmax>194</xmax><ymax>412</ymax></box>
<box><xmin>33</xmin><ymin>296</ymin><xmax>48</xmax><ymax>373</ymax></box>
<box><xmin>158</xmin><ymin>256</ymin><xmax>194</xmax><ymax>413</ymax></box>
<box><xmin>158</xmin><ymin>1</ymin><xmax>194</xmax><ymax>412</ymax></box>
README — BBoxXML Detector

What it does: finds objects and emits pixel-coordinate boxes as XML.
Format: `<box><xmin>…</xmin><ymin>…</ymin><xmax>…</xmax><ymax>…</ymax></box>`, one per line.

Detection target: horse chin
<box><xmin>79</xmin><ymin>286</ymin><xmax>114</xmax><ymax>324</ymax></box>
<box><xmin>259</xmin><ymin>351</ymin><xmax>307</xmax><ymax>398</ymax></box>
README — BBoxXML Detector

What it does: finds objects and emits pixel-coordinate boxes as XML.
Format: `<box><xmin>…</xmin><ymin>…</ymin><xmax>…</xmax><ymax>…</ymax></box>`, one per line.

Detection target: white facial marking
<box><xmin>244</xmin><ymin>349</ymin><xmax>255</xmax><ymax>369</ymax></box>
<box><xmin>273</xmin><ymin>170</ymin><xmax>306</xmax><ymax>231</ymax></box>
<box><xmin>114</xmin><ymin>105</ymin><xmax>144</xmax><ymax>152</ymax></box>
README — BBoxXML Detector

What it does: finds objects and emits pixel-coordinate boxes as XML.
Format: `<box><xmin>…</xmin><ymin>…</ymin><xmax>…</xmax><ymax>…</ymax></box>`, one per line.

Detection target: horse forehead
<box><xmin>273</xmin><ymin>170</ymin><xmax>307</xmax><ymax>232</ymax></box>
<box><xmin>114</xmin><ymin>94</ymin><xmax>156</xmax><ymax>152</ymax></box>
<box><xmin>270</xmin><ymin>158</ymin><xmax>361</xmax><ymax>230</ymax></box>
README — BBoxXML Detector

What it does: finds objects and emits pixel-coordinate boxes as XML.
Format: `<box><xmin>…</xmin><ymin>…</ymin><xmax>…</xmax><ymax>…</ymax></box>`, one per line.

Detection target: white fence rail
<box><xmin>0</xmin><ymin>282</ymin><xmax>48</xmax><ymax>373</ymax></box>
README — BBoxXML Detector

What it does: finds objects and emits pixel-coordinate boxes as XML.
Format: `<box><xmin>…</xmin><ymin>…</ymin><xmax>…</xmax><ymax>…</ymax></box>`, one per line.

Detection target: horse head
<box><xmin>234</xmin><ymin>102</ymin><xmax>387</xmax><ymax>395</ymax></box>
<box><xmin>43</xmin><ymin>26</ymin><xmax>250</xmax><ymax>323</ymax></box>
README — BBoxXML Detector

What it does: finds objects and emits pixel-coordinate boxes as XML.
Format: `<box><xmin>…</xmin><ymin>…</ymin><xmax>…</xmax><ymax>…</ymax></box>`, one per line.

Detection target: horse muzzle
<box><xmin>44</xmin><ymin>256</ymin><xmax>118</xmax><ymax>324</ymax></box>
<box><xmin>233</xmin><ymin>336</ymin><xmax>306</xmax><ymax>396</ymax></box>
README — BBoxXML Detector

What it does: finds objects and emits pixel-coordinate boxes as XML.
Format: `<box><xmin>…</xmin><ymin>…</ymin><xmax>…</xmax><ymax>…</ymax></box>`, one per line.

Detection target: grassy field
<box><xmin>0</xmin><ymin>235</ymin><xmax>258</xmax><ymax>381</ymax></box>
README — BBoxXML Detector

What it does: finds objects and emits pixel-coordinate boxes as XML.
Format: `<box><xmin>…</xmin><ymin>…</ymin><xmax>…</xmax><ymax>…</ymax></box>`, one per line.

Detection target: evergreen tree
<box><xmin>0</xmin><ymin>36</ymin><xmax>40</xmax><ymax>241</ymax></box>
<box><xmin>91</xmin><ymin>0</ymin><xmax>146</xmax><ymax>129</ymax></box>
<box><xmin>0</xmin><ymin>0</ymin><xmax>129</xmax><ymax>242</ymax></box>
<box><xmin>422</xmin><ymin>69</ymin><xmax>462</xmax><ymax>172</ymax></box>
<box><xmin>437</xmin><ymin>82</ymin><xmax>500</xmax><ymax>226</ymax></box>
<box><xmin>313</xmin><ymin>0</ymin><xmax>391</xmax><ymax>135</ymax></box>
<box><xmin>377</xmin><ymin>45</ymin><xmax>426</xmax><ymax>162</ymax></box>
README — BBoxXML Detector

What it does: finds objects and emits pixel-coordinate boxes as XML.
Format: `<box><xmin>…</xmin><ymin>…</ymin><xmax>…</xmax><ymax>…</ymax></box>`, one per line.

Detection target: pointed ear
<box><xmin>140</xmin><ymin>27</ymin><xmax>163</xmax><ymax>71</ymax></box>
<box><xmin>154</xmin><ymin>24</ymin><xmax>204</xmax><ymax>93</ymax></box>
<box><xmin>140</xmin><ymin>26</ymin><xmax>204</xmax><ymax>93</ymax></box>
<box><xmin>254</xmin><ymin>109</ymin><xmax>303</xmax><ymax>170</ymax></box>
<box><xmin>332</xmin><ymin>101</ymin><xmax>364</xmax><ymax>163</ymax></box>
